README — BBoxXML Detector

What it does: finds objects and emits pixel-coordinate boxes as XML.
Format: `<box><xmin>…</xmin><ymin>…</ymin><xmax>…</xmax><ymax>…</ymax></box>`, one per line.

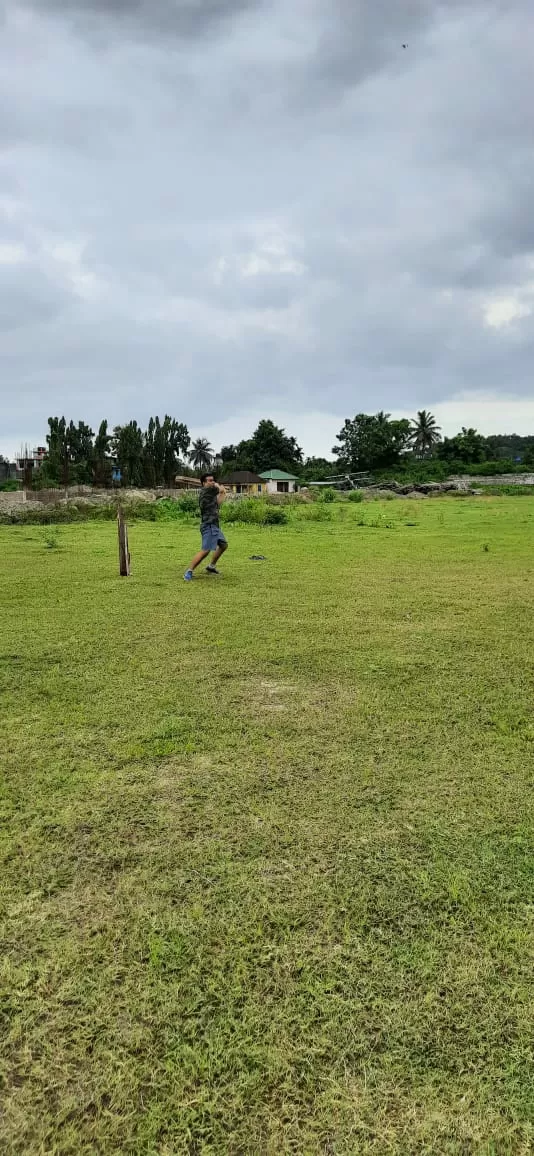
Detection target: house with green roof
<box><xmin>259</xmin><ymin>469</ymin><xmax>299</xmax><ymax>495</ymax></box>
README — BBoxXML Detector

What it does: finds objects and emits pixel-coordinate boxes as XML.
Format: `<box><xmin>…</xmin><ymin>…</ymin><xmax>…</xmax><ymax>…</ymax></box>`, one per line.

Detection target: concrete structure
<box><xmin>260</xmin><ymin>469</ymin><xmax>299</xmax><ymax>494</ymax></box>
<box><xmin>0</xmin><ymin>459</ymin><xmax>18</xmax><ymax>483</ymax></box>
<box><xmin>451</xmin><ymin>473</ymin><xmax>534</xmax><ymax>489</ymax></box>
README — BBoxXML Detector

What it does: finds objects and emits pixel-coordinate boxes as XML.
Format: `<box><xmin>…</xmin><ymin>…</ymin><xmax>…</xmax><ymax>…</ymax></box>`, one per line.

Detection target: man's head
<box><xmin>200</xmin><ymin>473</ymin><xmax>216</xmax><ymax>487</ymax></box>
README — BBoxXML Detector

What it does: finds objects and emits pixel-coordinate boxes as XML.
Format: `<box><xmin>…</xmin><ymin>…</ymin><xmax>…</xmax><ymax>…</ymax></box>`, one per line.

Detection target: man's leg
<box><xmin>206</xmin><ymin>537</ymin><xmax>228</xmax><ymax>574</ymax></box>
<box><xmin>184</xmin><ymin>547</ymin><xmax>210</xmax><ymax>580</ymax></box>
<box><xmin>210</xmin><ymin>540</ymin><xmax>228</xmax><ymax>566</ymax></box>
<box><xmin>189</xmin><ymin>549</ymin><xmax>210</xmax><ymax>571</ymax></box>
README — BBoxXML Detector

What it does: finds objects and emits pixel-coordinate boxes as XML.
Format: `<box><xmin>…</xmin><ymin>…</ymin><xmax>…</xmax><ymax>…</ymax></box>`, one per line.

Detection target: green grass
<box><xmin>1</xmin><ymin>498</ymin><xmax>534</xmax><ymax>1154</ymax></box>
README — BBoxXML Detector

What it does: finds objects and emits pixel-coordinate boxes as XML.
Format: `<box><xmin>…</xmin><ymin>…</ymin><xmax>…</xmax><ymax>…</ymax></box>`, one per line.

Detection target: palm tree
<box><xmin>189</xmin><ymin>437</ymin><xmax>213</xmax><ymax>472</ymax></box>
<box><xmin>409</xmin><ymin>410</ymin><xmax>441</xmax><ymax>458</ymax></box>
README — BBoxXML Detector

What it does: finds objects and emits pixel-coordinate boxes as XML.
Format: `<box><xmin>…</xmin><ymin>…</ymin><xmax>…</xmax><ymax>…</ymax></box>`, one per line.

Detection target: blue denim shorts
<box><xmin>201</xmin><ymin>523</ymin><xmax>227</xmax><ymax>552</ymax></box>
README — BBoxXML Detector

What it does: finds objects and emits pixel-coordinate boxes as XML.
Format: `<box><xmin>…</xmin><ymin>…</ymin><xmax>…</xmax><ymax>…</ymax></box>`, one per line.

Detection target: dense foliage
<box><xmin>34</xmin><ymin>415</ymin><xmax>191</xmax><ymax>488</ymax></box>
<box><xmin>221</xmin><ymin>419</ymin><xmax>303</xmax><ymax>475</ymax></box>
<box><xmin>7</xmin><ymin>413</ymin><xmax>534</xmax><ymax>490</ymax></box>
<box><xmin>333</xmin><ymin>412</ymin><xmax>412</xmax><ymax>472</ymax></box>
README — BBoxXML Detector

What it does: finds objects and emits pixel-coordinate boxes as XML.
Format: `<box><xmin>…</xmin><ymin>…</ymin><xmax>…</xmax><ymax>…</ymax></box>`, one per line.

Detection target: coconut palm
<box><xmin>189</xmin><ymin>437</ymin><xmax>214</xmax><ymax>471</ymax></box>
<box><xmin>409</xmin><ymin>410</ymin><xmax>441</xmax><ymax>458</ymax></box>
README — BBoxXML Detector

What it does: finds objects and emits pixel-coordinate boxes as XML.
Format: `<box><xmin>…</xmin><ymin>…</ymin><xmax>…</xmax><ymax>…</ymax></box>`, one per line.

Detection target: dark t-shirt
<box><xmin>199</xmin><ymin>485</ymin><xmax>219</xmax><ymax>526</ymax></box>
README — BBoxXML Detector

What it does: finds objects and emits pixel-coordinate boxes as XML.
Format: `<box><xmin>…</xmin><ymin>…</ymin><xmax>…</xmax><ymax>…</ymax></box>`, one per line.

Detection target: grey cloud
<box><xmin>1</xmin><ymin>0</ymin><xmax>534</xmax><ymax>454</ymax></box>
<box><xmin>23</xmin><ymin>0</ymin><xmax>262</xmax><ymax>40</ymax></box>
<box><xmin>0</xmin><ymin>264</ymin><xmax>70</xmax><ymax>334</ymax></box>
<box><xmin>302</xmin><ymin>0</ymin><xmax>439</xmax><ymax>93</ymax></box>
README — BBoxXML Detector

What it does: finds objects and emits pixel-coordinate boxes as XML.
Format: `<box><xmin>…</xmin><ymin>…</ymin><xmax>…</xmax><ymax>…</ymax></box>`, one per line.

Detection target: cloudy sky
<box><xmin>1</xmin><ymin>0</ymin><xmax>534</xmax><ymax>459</ymax></box>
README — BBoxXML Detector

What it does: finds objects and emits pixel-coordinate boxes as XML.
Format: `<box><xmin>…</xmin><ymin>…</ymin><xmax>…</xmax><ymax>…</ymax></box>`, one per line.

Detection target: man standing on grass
<box><xmin>184</xmin><ymin>473</ymin><xmax>228</xmax><ymax>581</ymax></box>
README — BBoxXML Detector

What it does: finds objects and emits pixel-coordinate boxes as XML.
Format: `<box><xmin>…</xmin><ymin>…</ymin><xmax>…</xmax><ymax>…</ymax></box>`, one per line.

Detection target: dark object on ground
<box><xmin>117</xmin><ymin>506</ymin><xmax>130</xmax><ymax>576</ymax></box>
<box><xmin>249</xmin><ymin>555</ymin><xmax>267</xmax><ymax>561</ymax></box>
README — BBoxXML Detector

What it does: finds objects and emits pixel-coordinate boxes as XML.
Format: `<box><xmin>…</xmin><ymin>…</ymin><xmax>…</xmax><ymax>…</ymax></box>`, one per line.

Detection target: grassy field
<box><xmin>1</xmin><ymin>497</ymin><xmax>534</xmax><ymax>1154</ymax></box>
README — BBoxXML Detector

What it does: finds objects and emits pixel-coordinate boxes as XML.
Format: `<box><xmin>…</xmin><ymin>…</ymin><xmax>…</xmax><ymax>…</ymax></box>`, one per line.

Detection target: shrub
<box><xmin>465</xmin><ymin>460</ymin><xmax>524</xmax><ymax>477</ymax></box>
<box><xmin>265</xmin><ymin>492</ymin><xmax>292</xmax><ymax>505</ymax></box>
<box><xmin>221</xmin><ymin>500</ymin><xmax>260</xmax><ymax>525</ymax></box>
<box><xmin>348</xmin><ymin>490</ymin><xmax>364</xmax><ymax>503</ymax></box>
<box><xmin>221</xmin><ymin>499</ymin><xmax>288</xmax><ymax>526</ymax></box>
<box><xmin>0</xmin><ymin>500</ymin><xmax>159</xmax><ymax>526</ymax></box>
<box><xmin>154</xmin><ymin>496</ymin><xmax>197</xmax><ymax>520</ymax></box>
<box><xmin>318</xmin><ymin>487</ymin><xmax>336</xmax><ymax>504</ymax></box>
<box><xmin>175</xmin><ymin>493</ymin><xmax>199</xmax><ymax>515</ymax></box>
<box><xmin>300</xmin><ymin>504</ymin><xmax>333</xmax><ymax>522</ymax></box>
<box><xmin>10</xmin><ymin>505</ymin><xmax>72</xmax><ymax>525</ymax></box>
<box><xmin>32</xmin><ymin>476</ymin><xmax>61</xmax><ymax>491</ymax></box>
<box><xmin>475</xmin><ymin>484</ymin><xmax>534</xmax><ymax>497</ymax></box>
<box><xmin>0</xmin><ymin>479</ymin><xmax>21</xmax><ymax>492</ymax></box>
<box><xmin>263</xmin><ymin>505</ymin><xmax>288</xmax><ymax>525</ymax></box>
<box><xmin>122</xmin><ymin>502</ymin><xmax>157</xmax><ymax>521</ymax></box>
<box><xmin>41</xmin><ymin>527</ymin><xmax>61</xmax><ymax>549</ymax></box>
<box><xmin>89</xmin><ymin>504</ymin><xmax>122</xmax><ymax>521</ymax></box>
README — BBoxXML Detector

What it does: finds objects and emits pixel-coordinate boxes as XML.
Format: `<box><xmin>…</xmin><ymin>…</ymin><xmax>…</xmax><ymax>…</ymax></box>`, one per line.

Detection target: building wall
<box><xmin>225</xmin><ymin>482</ymin><xmax>266</xmax><ymax>495</ymax></box>
<box><xmin>264</xmin><ymin>479</ymin><xmax>297</xmax><ymax>495</ymax></box>
<box><xmin>0</xmin><ymin>490</ymin><xmax>25</xmax><ymax>512</ymax></box>
<box><xmin>452</xmin><ymin>473</ymin><xmax>534</xmax><ymax>489</ymax></box>
<box><xmin>0</xmin><ymin>462</ymin><xmax>18</xmax><ymax>482</ymax></box>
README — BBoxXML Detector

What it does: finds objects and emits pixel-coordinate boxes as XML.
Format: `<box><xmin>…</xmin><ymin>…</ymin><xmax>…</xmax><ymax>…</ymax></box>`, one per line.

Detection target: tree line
<box><xmin>37</xmin><ymin>417</ymin><xmax>213</xmax><ymax>488</ymax></box>
<box><xmin>31</xmin><ymin>416</ymin><xmax>306</xmax><ymax>487</ymax></box>
<box><xmin>14</xmin><ymin>412</ymin><xmax>534</xmax><ymax>489</ymax></box>
<box><xmin>331</xmin><ymin>412</ymin><xmax>534</xmax><ymax>476</ymax></box>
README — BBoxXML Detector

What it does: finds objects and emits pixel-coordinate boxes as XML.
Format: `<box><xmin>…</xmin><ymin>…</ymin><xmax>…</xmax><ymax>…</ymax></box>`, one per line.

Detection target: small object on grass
<box><xmin>483</xmin><ymin>543</ymin><xmax>490</xmax><ymax>552</ymax></box>
<box><xmin>249</xmin><ymin>555</ymin><xmax>267</xmax><ymax>561</ymax></box>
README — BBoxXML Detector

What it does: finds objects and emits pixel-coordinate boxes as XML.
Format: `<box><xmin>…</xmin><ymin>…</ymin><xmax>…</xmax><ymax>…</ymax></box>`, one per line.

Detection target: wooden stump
<box><xmin>117</xmin><ymin>507</ymin><xmax>130</xmax><ymax>576</ymax></box>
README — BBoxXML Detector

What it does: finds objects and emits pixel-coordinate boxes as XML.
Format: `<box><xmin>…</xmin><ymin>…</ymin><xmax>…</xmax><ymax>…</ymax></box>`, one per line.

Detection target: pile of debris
<box><xmin>364</xmin><ymin>481</ymin><xmax>469</xmax><ymax>498</ymax></box>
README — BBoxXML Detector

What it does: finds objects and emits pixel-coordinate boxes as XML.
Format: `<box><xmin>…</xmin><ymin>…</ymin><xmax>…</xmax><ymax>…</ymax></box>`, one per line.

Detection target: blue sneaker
<box><xmin>183</xmin><ymin>570</ymin><xmax>193</xmax><ymax>582</ymax></box>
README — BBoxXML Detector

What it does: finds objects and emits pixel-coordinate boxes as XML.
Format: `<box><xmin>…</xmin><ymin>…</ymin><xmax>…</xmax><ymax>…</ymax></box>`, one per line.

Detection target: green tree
<box><xmin>161</xmin><ymin>416</ymin><xmax>190</xmax><ymax>485</ymax></box>
<box><xmin>143</xmin><ymin>417</ymin><xmax>159</xmax><ymax>486</ymax></box>
<box><xmin>93</xmin><ymin>420</ymin><xmax>112</xmax><ymax>485</ymax></box>
<box><xmin>44</xmin><ymin>417</ymin><xmax>94</xmax><ymax>485</ymax></box>
<box><xmin>67</xmin><ymin>420</ymin><xmax>94</xmax><ymax>483</ymax></box>
<box><xmin>45</xmin><ymin>417</ymin><xmax>68</xmax><ymax>485</ymax></box>
<box><xmin>437</xmin><ymin>428</ymin><xmax>488</xmax><ymax>465</ymax></box>
<box><xmin>333</xmin><ymin>413</ymin><xmax>411</xmax><ymax>472</ymax></box>
<box><xmin>113</xmin><ymin>421</ymin><xmax>144</xmax><ymax>486</ymax></box>
<box><xmin>189</xmin><ymin>438</ymin><xmax>213</xmax><ymax>472</ymax></box>
<box><xmin>220</xmin><ymin>445</ymin><xmax>238</xmax><ymax>463</ymax></box>
<box><xmin>302</xmin><ymin>457</ymin><xmax>338</xmax><ymax>481</ymax></box>
<box><xmin>524</xmin><ymin>443</ymin><xmax>534</xmax><ymax>468</ymax></box>
<box><xmin>233</xmin><ymin>420</ymin><xmax>303</xmax><ymax>474</ymax></box>
<box><xmin>485</xmin><ymin>434</ymin><xmax>534</xmax><ymax>463</ymax></box>
<box><xmin>409</xmin><ymin>410</ymin><xmax>442</xmax><ymax>458</ymax></box>
<box><xmin>141</xmin><ymin>416</ymin><xmax>190</xmax><ymax>486</ymax></box>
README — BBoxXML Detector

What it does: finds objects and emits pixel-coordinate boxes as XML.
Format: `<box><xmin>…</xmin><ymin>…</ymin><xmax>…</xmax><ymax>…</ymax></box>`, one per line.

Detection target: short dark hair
<box><xmin>200</xmin><ymin>472</ymin><xmax>215</xmax><ymax>485</ymax></box>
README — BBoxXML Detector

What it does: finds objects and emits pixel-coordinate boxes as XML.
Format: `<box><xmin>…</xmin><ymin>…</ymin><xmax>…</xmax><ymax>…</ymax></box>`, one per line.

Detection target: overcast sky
<box><xmin>1</xmin><ymin>0</ymin><xmax>534</xmax><ymax>459</ymax></box>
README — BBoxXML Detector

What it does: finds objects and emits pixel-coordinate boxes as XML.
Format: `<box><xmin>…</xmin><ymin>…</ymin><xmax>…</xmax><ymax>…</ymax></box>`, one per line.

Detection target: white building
<box><xmin>260</xmin><ymin>470</ymin><xmax>299</xmax><ymax>494</ymax></box>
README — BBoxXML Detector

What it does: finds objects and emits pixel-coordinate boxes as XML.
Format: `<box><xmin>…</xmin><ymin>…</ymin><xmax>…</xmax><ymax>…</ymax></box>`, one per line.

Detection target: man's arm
<box><xmin>216</xmin><ymin>484</ymin><xmax>226</xmax><ymax>506</ymax></box>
